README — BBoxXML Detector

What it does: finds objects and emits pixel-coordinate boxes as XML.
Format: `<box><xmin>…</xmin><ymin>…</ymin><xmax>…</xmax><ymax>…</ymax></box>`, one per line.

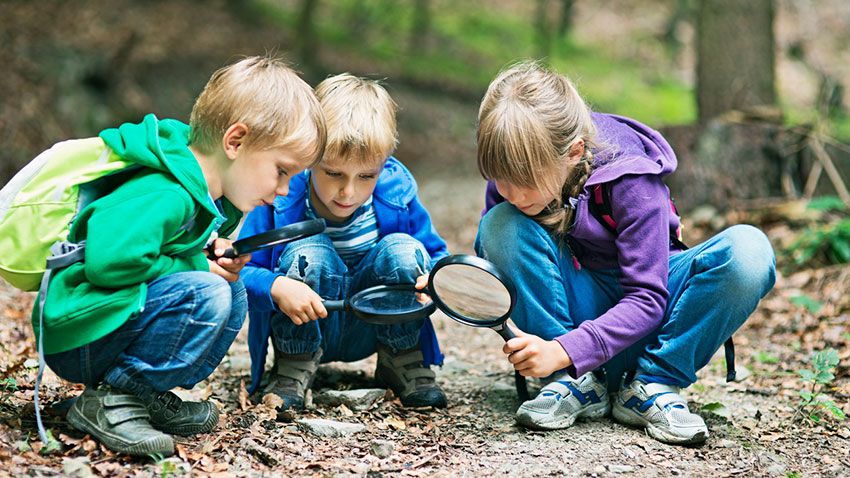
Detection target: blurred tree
<box><xmin>557</xmin><ymin>0</ymin><xmax>574</xmax><ymax>39</ymax></box>
<box><xmin>534</xmin><ymin>0</ymin><xmax>553</xmax><ymax>60</ymax></box>
<box><xmin>409</xmin><ymin>0</ymin><xmax>432</xmax><ymax>53</ymax></box>
<box><xmin>696</xmin><ymin>0</ymin><xmax>778</xmax><ymax>122</ymax></box>
<box><xmin>297</xmin><ymin>0</ymin><xmax>320</xmax><ymax>71</ymax></box>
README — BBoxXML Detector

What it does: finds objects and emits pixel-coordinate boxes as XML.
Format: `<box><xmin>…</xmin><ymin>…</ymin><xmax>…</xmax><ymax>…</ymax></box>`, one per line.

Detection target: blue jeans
<box><xmin>46</xmin><ymin>271</ymin><xmax>247</xmax><ymax>399</ymax></box>
<box><xmin>270</xmin><ymin>233</ymin><xmax>429</xmax><ymax>362</ymax></box>
<box><xmin>475</xmin><ymin>203</ymin><xmax>776</xmax><ymax>390</ymax></box>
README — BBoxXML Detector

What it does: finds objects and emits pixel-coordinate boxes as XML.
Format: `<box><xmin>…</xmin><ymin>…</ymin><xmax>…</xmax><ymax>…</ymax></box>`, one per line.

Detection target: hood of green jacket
<box><xmin>99</xmin><ymin>113</ymin><xmax>221</xmax><ymax>219</ymax></box>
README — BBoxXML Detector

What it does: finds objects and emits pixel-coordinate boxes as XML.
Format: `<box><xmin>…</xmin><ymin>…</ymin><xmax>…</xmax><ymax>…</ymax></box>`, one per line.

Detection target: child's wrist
<box><xmin>551</xmin><ymin>340</ymin><xmax>573</xmax><ymax>369</ymax></box>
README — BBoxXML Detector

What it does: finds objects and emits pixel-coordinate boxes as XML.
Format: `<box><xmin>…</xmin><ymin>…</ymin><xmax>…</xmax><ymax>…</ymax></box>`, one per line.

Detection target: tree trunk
<box><xmin>557</xmin><ymin>0</ymin><xmax>574</xmax><ymax>38</ymax></box>
<box><xmin>409</xmin><ymin>0</ymin><xmax>432</xmax><ymax>54</ymax></box>
<box><xmin>534</xmin><ymin>0</ymin><xmax>552</xmax><ymax>60</ymax></box>
<box><xmin>296</xmin><ymin>0</ymin><xmax>320</xmax><ymax>70</ymax></box>
<box><xmin>696</xmin><ymin>0</ymin><xmax>777</xmax><ymax>122</ymax></box>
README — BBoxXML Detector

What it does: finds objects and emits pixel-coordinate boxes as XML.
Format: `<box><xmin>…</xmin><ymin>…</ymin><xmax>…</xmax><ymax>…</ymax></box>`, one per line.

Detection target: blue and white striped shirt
<box><xmin>305</xmin><ymin>193</ymin><xmax>379</xmax><ymax>267</ymax></box>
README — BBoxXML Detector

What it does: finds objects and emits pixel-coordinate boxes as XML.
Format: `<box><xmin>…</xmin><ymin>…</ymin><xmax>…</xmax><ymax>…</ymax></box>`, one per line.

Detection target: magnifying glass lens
<box><xmin>351</xmin><ymin>287</ymin><xmax>425</xmax><ymax>315</ymax></box>
<box><xmin>431</xmin><ymin>264</ymin><xmax>511</xmax><ymax>323</ymax></box>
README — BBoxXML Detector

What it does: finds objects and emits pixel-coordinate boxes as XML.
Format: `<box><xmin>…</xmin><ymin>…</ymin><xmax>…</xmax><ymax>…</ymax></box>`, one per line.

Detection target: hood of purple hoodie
<box><xmin>585</xmin><ymin>112</ymin><xmax>677</xmax><ymax>186</ymax></box>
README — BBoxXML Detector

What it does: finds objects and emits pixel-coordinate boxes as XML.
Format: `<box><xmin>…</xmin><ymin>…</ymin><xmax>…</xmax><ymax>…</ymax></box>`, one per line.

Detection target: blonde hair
<box><xmin>477</xmin><ymin>60</ymin><xmax>597</xmax><ymax>236</ymax></box>
<box><xmin>189</xmin><ymin>55</ymin><xmax>326</xmax><ymax>167</ymax></box>
<box><xmin>315</xmin><ymin>73</ymin><xmax>398</xmax><ymax>166</ymax></box>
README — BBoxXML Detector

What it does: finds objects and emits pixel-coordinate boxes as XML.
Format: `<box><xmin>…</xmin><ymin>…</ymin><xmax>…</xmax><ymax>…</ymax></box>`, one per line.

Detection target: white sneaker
<box><xmin>612</xmin><ymin>380</ymin><xmax>708</xmax><ymax>445</ymax></box>
<box><xmin>515</xmin><ymin>372</ymin><xmax>610</xmax><ymax>430</ymax></box>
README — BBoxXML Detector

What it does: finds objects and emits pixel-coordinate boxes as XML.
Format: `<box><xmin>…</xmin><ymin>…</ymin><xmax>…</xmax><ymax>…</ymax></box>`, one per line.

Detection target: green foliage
<box><xmin>39</xmin><ymin>429</ymin><xmax>62</xmax><ymax>455</ymax></box>
<box><xmin>796</xmin><ymin>348</ymin><xmax>845</xmax><ymax>424</ymax></box>
<box><xmin>807</xmin><ymin>195</ymin><xmax>847</xmax><ymax>212</ymax></box>
<box><xmin>251</xmin><ymin>0</ymin><xmax>695</xmax><ymax>125</ymax></box>
<box><xmin>784</xmin><ymin>217</ymin><xmax>850</xmax><ymax>270</ymax></box>
<box><xmin>753</xmin><ymin>351</ymin><xmax>780</xmax><ymax>364</ymax></box>
<box><xmin>789</xmin><ymin>294</ymin><xmax>823</xmax><ymax>314</ymax></box>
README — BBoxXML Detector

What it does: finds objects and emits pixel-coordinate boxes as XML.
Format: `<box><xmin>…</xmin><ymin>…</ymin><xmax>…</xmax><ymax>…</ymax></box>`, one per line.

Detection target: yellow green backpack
<box><xmin>0</xmin><ymin>137</ymin><xmax>137</xmax><ymax>291</ymax></box>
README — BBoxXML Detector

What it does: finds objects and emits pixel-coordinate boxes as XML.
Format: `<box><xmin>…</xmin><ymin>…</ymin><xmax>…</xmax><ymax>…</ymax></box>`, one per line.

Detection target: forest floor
<box><xmin>1</xmin><ymin>1</ymin><xmax>849</xmax><ymax>476</ymax></box>
<box><xmin>1</xmin><ymin>161</ymin><xmax>849</xmax><ymax>477</ymax></box>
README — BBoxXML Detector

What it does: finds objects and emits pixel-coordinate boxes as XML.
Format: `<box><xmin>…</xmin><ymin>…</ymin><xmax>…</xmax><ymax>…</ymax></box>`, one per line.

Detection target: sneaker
<box><xmin>515</xmin><ymin>371</ymin><xmax>610</xmax><ymax>430</ymax></box>
<box><xmin>66</xmin><ymin>385</ymin><xmax>174</xmax><ymax>456</ymax></box>
<box><xmin>612</xmin><ymin>380</ymin><xmax>708</xmax><ymax>445</ymax></box>
<box><xmin>143</xmin><ymin>391</ymin><xmax>219</xmax><ymax>436</ymax></box>
<box><xmin>263</xmin><ymin>348</ymin><xmax>323</xmax><ymax>411</ymax></box>
<box><xmin>375</xmin><ymin>344</ymin><xmax>447</xmax><ymax>408</ymax></box>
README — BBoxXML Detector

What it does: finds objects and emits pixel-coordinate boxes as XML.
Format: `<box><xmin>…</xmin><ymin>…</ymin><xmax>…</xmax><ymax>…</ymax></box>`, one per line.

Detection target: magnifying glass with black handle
<box><xmin>207</xmin><ymin>218</ymin><xmax>326</xmax><ymax>259</ymax></box>
<box><xmin>316</xmin><ymin>254</ymin><xmax>529</xmax><ymax>401</ymax></box>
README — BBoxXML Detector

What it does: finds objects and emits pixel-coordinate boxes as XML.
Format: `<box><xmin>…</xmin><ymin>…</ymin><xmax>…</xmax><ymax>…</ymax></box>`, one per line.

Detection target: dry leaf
<box><xmin>384</xmin><ymin>416</ymin><xmax>406</xmax><ymax>430</ymax></box>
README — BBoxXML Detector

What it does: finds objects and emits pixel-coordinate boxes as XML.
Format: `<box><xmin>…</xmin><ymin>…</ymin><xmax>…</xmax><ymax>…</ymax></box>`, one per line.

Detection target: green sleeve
<box><xmin>82</xmin><ymin>188</ymin><xmax>207</xmax><ymax>288</ymax></box>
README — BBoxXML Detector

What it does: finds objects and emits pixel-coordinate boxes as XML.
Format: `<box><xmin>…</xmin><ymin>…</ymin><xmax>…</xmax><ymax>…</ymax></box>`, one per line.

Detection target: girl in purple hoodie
<box><xmin>475</xmin><ymin>61</ymin><xmax>776</xmax><ymax>445</ymax></box>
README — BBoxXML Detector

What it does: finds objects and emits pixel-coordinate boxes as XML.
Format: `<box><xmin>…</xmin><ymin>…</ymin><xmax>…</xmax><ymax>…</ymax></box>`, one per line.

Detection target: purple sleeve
<box><xmin>555</xmin><ymin>175</ymin><xmax>670</xmax><ymax>377</ymax></box>
<box><xmin>483</xmin><ymin>181</ymin><xmax>505</xmax><ymax>216</ymax></box>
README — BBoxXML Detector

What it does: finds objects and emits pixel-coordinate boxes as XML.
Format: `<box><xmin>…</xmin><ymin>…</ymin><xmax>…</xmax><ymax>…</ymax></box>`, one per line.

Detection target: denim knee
<box><xmin>371</xmin><ymin>233</ymin><xmax>429</xmax><ymax>282</ymax></box>
<box><xmin>278</xmin><ymin>234</ymin><xmax>346</xmax><ymax>284</ymax></box>
<box><xmin>179</xmin><ymin>271</ymin><xmax>233</xmax><ymax>327</ymax></box>
<box><xmin>476</xmin><ymin>202</ymin><xmax>553</xmax><ymax>264</ymax></box>
<box><xmin>711</xmin><ymin>225</ymin><xmax>776</xmax><ymax>298</ymax></box>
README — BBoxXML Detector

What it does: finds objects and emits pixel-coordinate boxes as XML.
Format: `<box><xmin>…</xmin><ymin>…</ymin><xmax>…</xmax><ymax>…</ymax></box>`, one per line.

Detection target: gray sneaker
<box><xmin>66</xmin><ymin>385</ymin><xmax>174</xmax><ymax>456</ymax></box>
<box><xmin>144</xmin><ymin>391</ymin><xmax>219</xmax><ymax>436</ymax></box>
<box><xmin>263</xmin><ymin>348</ymin><xmax>323</xmax><ymax>411</ymax></box>
<box><xmin>375</xmin><ymin>344</ymin><xmax>447</xmax><ymax>408</ymax></box>
<box><xmin>612</xmin><ymin>380</ymin><xmax>708</xmax><ymax>445</ymax></box>
<box><xmin>515</xmin><ymin>372</ymin><xmax>610</xmax><ymax>430</ymax></box>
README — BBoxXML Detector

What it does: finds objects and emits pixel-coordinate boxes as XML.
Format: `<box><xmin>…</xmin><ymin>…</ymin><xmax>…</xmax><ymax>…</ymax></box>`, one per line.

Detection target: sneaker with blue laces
<box><xmin>612</xmin><ymin>379</ymin><xmax>708</xmax><ymax>445</ymax></box>
<box><xmin>515</xmin><ymin>371</ymin><xmax>610</xmax><ymax>430</ymax></box>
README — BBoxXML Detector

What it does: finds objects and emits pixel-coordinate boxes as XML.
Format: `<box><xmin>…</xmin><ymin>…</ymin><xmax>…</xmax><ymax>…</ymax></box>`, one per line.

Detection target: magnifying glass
<box><xmin>426</xmin><ymin>254</ymin><xmax>529</xmax><ymax>401</ymax></box>
<box><xmin>323</xmin><ymin>284</ymin><xmax>437</xmax><ymax>324</ymax></box>
<box><xmin>319</xmin><ymin>254</ymin><xmax>529</xmax><ymax>401</ymax></box>
<box><xmin>208</xmin><ymin>218</ymin><xmax>326</xmax><ymax>259</ymax></box>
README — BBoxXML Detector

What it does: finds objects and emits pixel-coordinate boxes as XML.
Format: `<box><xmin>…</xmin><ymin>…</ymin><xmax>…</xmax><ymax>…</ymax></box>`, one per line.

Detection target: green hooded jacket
<box><xmin>32</xmin><ymin>114</ymin><xmax>242</xmax><ymax>354</ymax></box>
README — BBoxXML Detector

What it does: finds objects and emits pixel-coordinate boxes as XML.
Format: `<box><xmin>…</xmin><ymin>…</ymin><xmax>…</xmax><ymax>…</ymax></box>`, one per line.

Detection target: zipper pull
<box><xmin>572</xmin><ymin>255</ymin><xmax>581</xmax><ymax>271</ymax></box>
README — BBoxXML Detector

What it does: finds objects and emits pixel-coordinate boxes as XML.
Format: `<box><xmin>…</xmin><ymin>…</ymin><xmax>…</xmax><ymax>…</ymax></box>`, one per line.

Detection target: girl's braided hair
<box><xmin>477</xmin><ymin>60</ymin><xmax>597</xmax><ymax>237</ymax></box>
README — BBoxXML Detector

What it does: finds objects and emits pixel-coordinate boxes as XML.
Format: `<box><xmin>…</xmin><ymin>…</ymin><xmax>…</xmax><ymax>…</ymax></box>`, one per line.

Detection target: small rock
<box><xmin>315</xmin><ymin>388</ymin><xmax>385</xmax><ymax>411</ymax></box>
<box><xmin>490</xmin><ymin>381</ymin><xmax>514</xmax><ymax>392</ymax></box>
<box><xmin>370</xmin><ymin>439</ymin><xmax>394</xmax><ymax>458</ymax></box>
<box><xmin>296</xmin><ymin>418</ymin><xmax>367</xmax><ymax>437</ymax></box>
<box><xmin>23</xmin><ymin>358</ymin><xmax>39</xmax><ymax>368</ymax></box>
<box><xmin>62</xmin><ymin>457</ymin><xmax>94</xmax><ymax>478</ymax></box>
<box><xmin>608</xmin><ymin>464</ymin><xmax>634</xmax><ymax>473</ymax></box>
<box><xmin>593</xmin><ymin>465</ymin><xmax>606</xmax><ymax>475</ymax></box>
<box><xmin>717</xmin><ymin>438</ymin><xmax>737</xmax><ymax>448</ymax></box>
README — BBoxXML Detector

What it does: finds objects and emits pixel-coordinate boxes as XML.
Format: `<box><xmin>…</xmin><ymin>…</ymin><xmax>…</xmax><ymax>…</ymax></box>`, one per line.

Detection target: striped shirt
<box><xmin>306</xmin><ymin>193</ymin><xmax>379</xmax><ymax>267</ymax></box>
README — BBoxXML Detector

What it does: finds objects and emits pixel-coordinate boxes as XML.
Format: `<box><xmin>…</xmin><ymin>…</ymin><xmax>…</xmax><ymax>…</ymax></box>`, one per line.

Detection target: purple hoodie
<box><xmin>484</xmin><ymin>113</ymin><xmax>683</xmax><ymax>377</ymax></box>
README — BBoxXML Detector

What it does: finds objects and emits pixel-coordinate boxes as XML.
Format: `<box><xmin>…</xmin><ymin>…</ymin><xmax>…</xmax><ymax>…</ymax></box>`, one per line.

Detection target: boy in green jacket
<box><xmin>33</xmin><ymin>56</ymin><xmax>326</xmax><ymax>456</ymax></box>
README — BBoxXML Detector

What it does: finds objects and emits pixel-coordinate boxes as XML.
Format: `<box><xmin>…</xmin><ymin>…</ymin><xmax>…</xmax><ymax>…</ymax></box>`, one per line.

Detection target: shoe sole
<box><xmin>612</xmin><ymin>402</ymin><xmax>708</xmax><ymax>445</ymax></box>
<box><xmin>516</xmin><ymin>401</ymin><xmax>610</xmax><ymax>430</ymax></box>
<box><xmin>67</xmin><ymin>405</ymin><xmax>174</xmax><ymax>456</ymax></box>
<box><xmin>153</xmin><ymin>406</ymin><xmax>220</xmax><ymax>436</ymax></box>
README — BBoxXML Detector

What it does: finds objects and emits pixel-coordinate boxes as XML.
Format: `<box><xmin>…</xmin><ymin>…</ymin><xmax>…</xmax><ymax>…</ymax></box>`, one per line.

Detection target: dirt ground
<box><xmin>1</xmin><ymin>157</ymin><xmax>849</xmax><ymax>476</ymax></box>
<box><xmin>1</xmin><ymin>1</ymin><xmax>849</xmax><ymax>476</ymax></box>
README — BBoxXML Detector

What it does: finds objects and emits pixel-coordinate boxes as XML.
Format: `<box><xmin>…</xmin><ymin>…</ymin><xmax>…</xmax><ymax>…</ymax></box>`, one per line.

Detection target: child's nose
<box><xmin>275</xmin><ymin>180</ymin><xmax>289</xmax><ymax>197</ymax></box>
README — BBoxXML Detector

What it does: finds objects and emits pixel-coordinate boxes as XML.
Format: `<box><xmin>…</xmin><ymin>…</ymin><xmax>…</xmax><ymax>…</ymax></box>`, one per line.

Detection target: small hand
<box><xmin>414</xmin><ymin>273</ymin><xmax>431</xmax><ymax>304</ymax></box>
<box><xmin>502</xmin><ymin>329</ymin><xmax>573</xmax><ymax>377</ymax></box>
<box><xmin>206</xmin><ymin>238</ymin><xmax>251</xmax><ymax>282</ymax></box>
<box><xmin>271</xmin><ymin>276</ymin><xmax>327</xmax><ymax>325</ymax></box>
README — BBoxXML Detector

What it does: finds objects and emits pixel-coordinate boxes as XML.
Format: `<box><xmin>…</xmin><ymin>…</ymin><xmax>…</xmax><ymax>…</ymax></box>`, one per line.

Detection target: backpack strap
<box><xmin>584</xmin><ymin>182</ymin><xmax>737</xmax><ymax>383</ymax></box>
<box><xmin>31</xmin><ymin>207</ymin><xmax>202</xmax><ymax>447</ymax></box>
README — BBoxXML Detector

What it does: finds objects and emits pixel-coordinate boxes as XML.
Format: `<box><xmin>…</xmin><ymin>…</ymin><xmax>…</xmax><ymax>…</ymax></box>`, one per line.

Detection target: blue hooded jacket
<box><xmin>240</xmin><ymin>157</ymin><xmax>449</xmax><ymax>393</ymax></box>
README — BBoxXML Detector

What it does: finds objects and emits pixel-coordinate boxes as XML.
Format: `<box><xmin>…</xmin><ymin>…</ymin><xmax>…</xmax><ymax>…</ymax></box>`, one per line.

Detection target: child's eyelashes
<box><xmin>277</xmin><ymin>167</ymin><xmax>289</xmax><ymax>177</ymax></box>
<box><xmin>359</xmin><ymin>174</ymin><xmax>377</xmax><ymax>180</ymax></box>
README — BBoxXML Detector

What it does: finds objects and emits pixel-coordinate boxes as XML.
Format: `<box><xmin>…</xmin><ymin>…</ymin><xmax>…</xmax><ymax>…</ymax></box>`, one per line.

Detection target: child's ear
<box><xmin>568</xmin><ymin>138</ymin><xmax>586</xmax><ymax>161</ymax></box>
<box><xmin>222</xmin><ymin>123</ymin><xmax>249</xmax><ymax>160</ymax></box>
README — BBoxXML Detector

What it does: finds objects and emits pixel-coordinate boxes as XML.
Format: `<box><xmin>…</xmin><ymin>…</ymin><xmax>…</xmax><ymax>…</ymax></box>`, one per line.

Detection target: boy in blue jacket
<box><xmin>241</xmin><ymin>74</ymin><xmax>449</xmax><ymax>410</ymax></box>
